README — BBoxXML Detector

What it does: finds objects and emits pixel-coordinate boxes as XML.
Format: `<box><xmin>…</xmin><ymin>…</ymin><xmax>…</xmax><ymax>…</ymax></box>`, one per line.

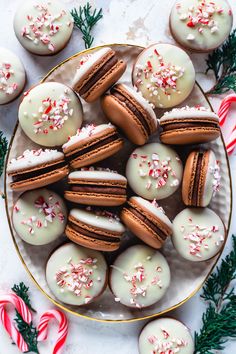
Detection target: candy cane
<box><xmin>0</xmin><ymin>294</ymin><xmax>32</xmax><ymax>352</ymax></box>
<box><xmin>218</xmin><ymin>94</ymin><xmax>236</xmax><ymax>154</ymax></box>
<box><xmin>37</xmin><ymin>309</ymin><xmax>68</xmax><ymax>354</ymax></box>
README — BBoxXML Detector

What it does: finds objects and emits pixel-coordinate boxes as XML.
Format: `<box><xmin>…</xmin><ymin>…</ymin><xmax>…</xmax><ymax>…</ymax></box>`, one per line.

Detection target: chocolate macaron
<box><xmin>65</xmin><ymin>208</ymin><xmax>126</xmax><ymax>251</ymax></box>
<box><xmin>101</xmin><ymin>84</ymin><xmax>158</xmax><ymax>145</ymax></box>
<box><xmin>182</xmin><ymin>150</ymin><xmax>221</xmax><ymax>207</ymax></box>
<box><xmin>160</xmin><ymin>106</ymin><xmax>221</xmax><ymax>145</ymax></box>
<box><xmin>62</xmin><ymin>124</ymin><xmax>123</xmax><ymax>169</ymax></box>
<box><xmin>65</xmin><ymin>167</ymin><xmax>127</xmax><ymax>206</ymax></box>
<box><xmin>72</xmin><ymin>47</ymin><xmax>127</xmax><ymax>102</ymax></box>
<box><xmin>121</xmin><ymin>197</ymin><xmax>172</xmax><ymax>249</ymax></box>
<box><xmin>7</xmin><ymin>148</ymin><xmax>69</xmax><ymax>191</ymax></box>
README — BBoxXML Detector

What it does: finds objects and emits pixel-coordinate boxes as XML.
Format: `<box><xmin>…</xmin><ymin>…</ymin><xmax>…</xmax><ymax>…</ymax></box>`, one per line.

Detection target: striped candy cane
<box><xmin>218</xmin><ymin>94</ymin><xmax>236</xmax><ymax>154</ymax></box>
<box><xmin>0</xmin><ymin>294</ymin><xmax>32</xmax><ymax>352</ymax></box>
<box><xmin>37</xmin><ymin>309</ymin><xmax>68</xmax><ymax>354</ymax></box>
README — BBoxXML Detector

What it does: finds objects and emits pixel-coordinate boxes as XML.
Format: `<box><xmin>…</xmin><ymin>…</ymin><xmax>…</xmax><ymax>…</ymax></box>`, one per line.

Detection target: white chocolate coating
<box><xmin>161</xmin><ymin>105</ymin><xmax>219</xmax><ymax>122</ymax></box>
<box><xmin>7</xmin><ymin>148</ymin><xmax>64</xmax><ymax>173</ymax></box>
<box><xmin>19</xmin><ymin>82</ymin><xmax>83</xmax><ymax>147</ymax></box>
<box><xmin>172</xmin><ymin>208</ymin><xmax>225</xmax><ymax>261</ymax></box>
<box><xmin>126</xmin><ymin>143</ymin><xmax>183</xmax><ymax>200</ymax></box>
<box><xmin>12</xmin><ymin>188</ymin><xmax>67</xmax><ymax>245</ymax></box>
<box><xmin>202</xmin><ymin>150</ymin><xmax>221</xmax><ymax>206</ymax></box>
<box><xmin>46</xmin><ymin>243</ymin><xmax>108</xmax><ymax>305</ymax></box>
<box><xmin>139</xmin><ymin>318</ymin><xmax>194</xmax><ymax>354</ymax></box>
<box><xmin>62</xmin><ymin>123</ymin><xmax>114</xmax><ymax>150</ymax></box>
<box><xmin>121</xmin><ymin>84</ymin><xmax>157</xmax><ymax>122</ymax></box>
<box><xmin>69</xmin><ymin>169</ymin><xmax>127</xmax><ymax>182</ymax></box>
<box><xmin>131</xmin><ymin>197</ymin><xmax>172</xmax><ymax>229</ymax></box>
<box><xmin>72</xmin><ymin>48</ymin><xmax>111</xmax><ymax>87</ymax></box>
<box><xmin>110</xmin><ymin>245</ymin><xmax>171</xmax><ymax>308</ymax></box>
<box><xmin>70</xmin><ymin>208</ymin><xmax>126</xmax><ymax>233</ymax></box>
<box><xmin>0</xmin><ymin>47</ymin><xmax>25</xmax><ymax>104</ymax></box>
<box><xmin>170</xmin><ymin>0</ymin><xmax>233</xmax><ymax>52</ymax></box>
<box><xmin>132</xmin><ymin>44</ymin><xmax>195</xmax><ymax>108</ymax></box>
<box><xmin>14</xmin><ymin>0</ymin><xmax>73</xmax><ymax>55</ymax></box>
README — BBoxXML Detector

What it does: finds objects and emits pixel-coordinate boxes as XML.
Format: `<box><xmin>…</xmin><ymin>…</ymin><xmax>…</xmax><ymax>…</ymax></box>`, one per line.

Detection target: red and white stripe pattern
<box><xmin>218</xmin><ymin>94</ymin><xmax>236</xmax><ymax>154</ymax></box>
<box><xmin>0</xmin><ymin>294</ymin><xmax>32</xmax><ymax>352</ymax></box>
<box><xmin>37</xmin><ymin>309</ymin><xmax>68</xmax><ymax>354</ymax></box>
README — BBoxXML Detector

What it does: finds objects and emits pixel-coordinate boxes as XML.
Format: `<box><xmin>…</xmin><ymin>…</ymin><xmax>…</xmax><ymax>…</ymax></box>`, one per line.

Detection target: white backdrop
<box><xmin>0</xmin><ymin>0</ymin><xmax>235</xmax><ymax>353</ymax></box>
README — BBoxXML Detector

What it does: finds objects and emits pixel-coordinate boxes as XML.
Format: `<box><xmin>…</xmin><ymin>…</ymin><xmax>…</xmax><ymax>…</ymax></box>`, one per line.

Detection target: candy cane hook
<box><xmin>218</xmin><ymin>94</ymin><xmax>236</xmax><ymax>154</ymax></box>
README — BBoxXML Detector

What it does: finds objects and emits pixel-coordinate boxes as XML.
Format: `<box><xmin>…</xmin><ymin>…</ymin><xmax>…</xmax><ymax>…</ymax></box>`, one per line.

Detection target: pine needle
<box><xmin>71</xmin><ymin>3</ymin><xmax>103</xmax><ymax>49</ymax></box>
<box><xmin>0</xmin><ymin>131</ymin><xmax>8</xmax><ymax>177</ymax></box>
<box><xmin>206</xmin><ymin>29</ymin><xmax>236</xmax><ymax>94</ymax></box>
<box><xmin>194</xmin><ymin>235</ymin><xmax>236</xmax><ymax>353</ymax></box>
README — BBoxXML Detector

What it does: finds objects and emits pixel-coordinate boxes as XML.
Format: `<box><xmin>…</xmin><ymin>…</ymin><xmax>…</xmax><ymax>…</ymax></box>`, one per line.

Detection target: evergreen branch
<box><xmin>12</xmin><ymin>282</ymin><xmax>36</xmax><ymax>313</ymax></box>
<box><xmin>194</xmin><ymin>235</ymin><xmax>236</xmax><ymax>353</ymax></box>
<box><xmin>71</xmin><ymin>3</ymin><xmax>103</xmax><ymax>49</ymax></box>
<box><xmin>12</xmin><ymin>282</ymin><xmax>39</xmax><ymax>353</ymax></box>
<box><xmin>206</xmin><ymin>29</ymin><xmax>236</xmax><ymax>94</ymax></box>
<box><xmin>0</xmin><ymin>131</ymin><xmax>8</xmax><ymax>177</ymax></box>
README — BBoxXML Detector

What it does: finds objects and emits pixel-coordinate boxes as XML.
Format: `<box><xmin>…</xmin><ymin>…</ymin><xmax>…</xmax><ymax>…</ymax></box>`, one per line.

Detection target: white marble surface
<box><xmin>0</xmin><ymin>0</ymin><xmax>236</xmax><ymax>353</ymax></box>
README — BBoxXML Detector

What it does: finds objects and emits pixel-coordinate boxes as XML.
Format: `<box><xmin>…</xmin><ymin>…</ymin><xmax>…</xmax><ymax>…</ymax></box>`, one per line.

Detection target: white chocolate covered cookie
<box><xmin>46</xmin><ymin>243</ymin><xmax>108</xmax><ymax>305</ymax></box>
<box><xmin>132</xmin><ymin>43</ymin><xmax>195</xmax><ymax>108</ymax></box>
<box><xmin>110</xmin><ymin>244</ymin><xmax>171</xmax><ymax>308</ymax></box>
<box><xmin>12</xmin><ymin>188</ymin><xmax>67</xmax><ymax>245</ymax></box>
<box><xmin>172</xmin><ymin>208</ymin><xmax>225</xmax><ymax>261</ymax></box>
<box><xmin>14</xmin><ymin>0</ymin><xmax>73</xmax><ymax>55</ymax></box>
<box><xmin>126</xmin><ymin>143</ymin><xmax>183</xmax><ymax>200</ymax></box>
<box><xmin>139</xmin><ymin>317</ymin><xmax>194</xmax><ymax>354</ymax></box>
<box><xmin>19</xmin><ymin>82</ymin><xmax>83</xmax><ymax>147</ymax></box>
<box><xmin>0</xmin><ymin>47</ymin><xmax>25</xmax><ymax>104</ymax></box>
<box><xmin>170</xmin><ymin>0</ymin><xmax>233</xmax><ymax>52</ymax></box>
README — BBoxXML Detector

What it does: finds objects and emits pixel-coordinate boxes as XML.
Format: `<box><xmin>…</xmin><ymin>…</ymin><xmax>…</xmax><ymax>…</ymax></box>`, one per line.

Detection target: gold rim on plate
<box><xmin>4</xmin><ymin>43</ymin><xmax>233</xmax><ymax>323</ymax></box>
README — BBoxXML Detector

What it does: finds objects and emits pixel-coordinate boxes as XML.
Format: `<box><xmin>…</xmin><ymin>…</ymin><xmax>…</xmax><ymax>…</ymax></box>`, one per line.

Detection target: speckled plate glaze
<box><xmin>4</xmin><ymin>44</ymin><xmax>232</xmax><ymax>322</ymax></box>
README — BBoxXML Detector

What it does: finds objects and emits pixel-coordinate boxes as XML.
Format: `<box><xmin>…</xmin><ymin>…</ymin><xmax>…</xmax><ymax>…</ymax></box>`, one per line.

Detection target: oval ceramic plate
<box><xmin>5</xmin><ymin>44</ymin><xmax>232</xmax><ymax>322</ymax></box>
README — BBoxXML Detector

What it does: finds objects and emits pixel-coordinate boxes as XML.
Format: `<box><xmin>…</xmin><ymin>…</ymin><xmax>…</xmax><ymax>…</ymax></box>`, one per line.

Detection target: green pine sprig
<box><xmin>0</xmin><ymin>131</ymin><xmax>8</xmax><ymax>177</ymax></box>
<box><xmin>206</xmin><ymin>29</ymin><xmax>236</xmax><ymax>94</ymax></box>
<box><xmin>71</xmin><ymin>3</ymin><xmax>103</xmax><ymax>49</ymax></box>
<box><xmin>194</xmin><ymin>235</ymin><xmax>236</xmax><ymax>353</ymax></box>
<box><xmin>12</xmin><ymin>282</ymin><xmax>39</xmax><ymax>353</ymax></box>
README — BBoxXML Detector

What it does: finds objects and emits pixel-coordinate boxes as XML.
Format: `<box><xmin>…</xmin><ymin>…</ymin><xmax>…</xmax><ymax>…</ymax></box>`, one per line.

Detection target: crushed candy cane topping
<box><xmin>132</xmin><ymin>152</ymin><xmax>181</xmax><ymax>190</ymax></box>
<box><xmin>29</xmin><ymin>89</ymin><xmax>73</xmax><ymax>134</ymax></box>
<box><xmin>210</xmin><ymin>160</ymin><xmax>221</xmax><ymax>195</ymax></box>
<box><xmin>176</xmin><ymin>0</ymin><xmax>231</xmax><ymax>38</ymax></box>
<box><xmin>8</xmin><ymin>148</ymin><xmax>62</xmax><ymax>167</ymax></box>
<box><xmin>180</xmin><ymin>219</ymin><xmax>224</xmax><ymax>258</ymax></box>
<box><xmin>15</xmin><ymin>194</ymin><xmax>65</xmax><ymax>234</ymax></box>
<box><xmin>122</xmin><ymin>263</ymin><xmax>163</xmax><ymax>309</ymax></box>
<box><xmin>147</xmin><ymin>327</ymin><xmax>188</xmax><ymax>353</ymax></box>
<box><xmin>55</xmin><ymin>257</ymin><xmax>98</xmax><ymax>302</ymax></box>
<box><xmin>0</xmin><ymin>62</ymin><xmax>18</xmax><ymax>95</ymax></box>
<box><xmin>164</xmin><ymin>105</ymin><xmax>211</xmax><ymax>115</ymax></box>
<box><xmin>80</xmin><ymin>166</ymin><xmax>118</xmax><ymax>173</ymax></box>
<box><xmin>21</xmin><ymin>3</ymin><xmax>72</xmax><ymax>52</ymax></box>
<box><xmin>134</xmin><ymin>48</ymin><xmax>185</xmax><ymax>101</ymax></box>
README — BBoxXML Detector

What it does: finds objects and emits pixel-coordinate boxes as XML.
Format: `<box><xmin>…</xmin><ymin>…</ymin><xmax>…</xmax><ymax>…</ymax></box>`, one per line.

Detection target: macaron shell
<box><xmin>65</xmin><ymin>224</ymin><xmax>120</xmax><ymax>251</ymax></box>
<box><xmin>101</xmin><ymin>93</ymin><xmax>148</xmax><ymax>145</ymax></box>
<box><xmin>160</xmin><ymin>126</ymin><xmax>220</xmax><ymax>145</ymax></box>
<box><xmin>69</xmin><ymin>138</ymin><xmax>123</xmax><ymax>169</ymax></box>
<box><xmin>10</xmin><ymin>165</ymin><xmax>69</xmax><ymax>191</ymax></box>
<box><xmin>84</xmin><ymin>60</ymin><xmax>127</xmax><ymax>102</ymax></box>
<box><xmin>64</xmin><ymin>191</ymin><xmax>126</xmax><ymax>206</ymax></box>
<box><xmin>121</xmin><ymin>207</ymin><xmax>163</xmax><ymax>248</ymax></box>
<box><xmin>202</xmin><ymin>151</ymin><xmax>217</xmax><ymax>206</ymax></box>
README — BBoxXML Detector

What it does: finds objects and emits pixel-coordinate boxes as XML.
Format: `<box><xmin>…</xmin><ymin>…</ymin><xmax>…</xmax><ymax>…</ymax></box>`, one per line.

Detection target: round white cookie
<box><xmin>139</xmin><ymin>317</ymin><xmax>194</xmax><ymax>354</ymax></box>
<box><xmin>110</xmin><ymin>244</ymin><xmax>171</xmax><ymax>308</ymax></box>
<box><xmin>132</xmin><ymin>43</ymin><xmax>195</xmax><ymax>108</ymax></box>
<box><xmin>46</xmin><ymin>243</ymin><xmax>108</xmax><ymax>305</ymax></box>
<box><xmin>172</xmin><ymin>208</ymin><xmax>225</xmax><ymax>261</ymax></box>
<box><xmin>14</xmin><ymin>0</ymin><xmax>73</xmax><ymax>55</ymax></box>
<box><xmin>0</xmin><ymin>47</ymin><xmax>25</xmax><ymax>104</ymax></box>
<box><xmin>170</xmin><ymin>0</ymin><xmax>233</xmax><ymax>52</ymax></box>
<box><xmin>12</xmin><ymin>188</ymin><xmax>67</xmax><ymax>245</ymax></box>
<box><xmin>126</xmin><ymin>143</ymin><xmax>183</xmax><ymax>200</ymax></box>
<box><xmin>19</xmin><ymin>82</ymin><xmax>83</xmax><ymax>147</ymax></box>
